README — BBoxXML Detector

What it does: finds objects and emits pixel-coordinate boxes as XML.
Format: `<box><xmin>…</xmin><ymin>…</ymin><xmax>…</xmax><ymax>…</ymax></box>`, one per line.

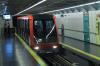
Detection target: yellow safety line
<box><xmin>60</xmin><ymin>42</ymin><xmax>100</xmax><ymax>61</ymax></box>
<box><xmin>15</xmin><ymin>33</ymin><xmax>47</xmax><ymax>66</ymax></box>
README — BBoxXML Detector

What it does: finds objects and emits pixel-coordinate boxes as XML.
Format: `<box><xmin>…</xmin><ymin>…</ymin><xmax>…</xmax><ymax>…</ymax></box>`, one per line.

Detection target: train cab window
<box><xmin>46</xmin><ymin>20</ymin><xmax>57</xmax><ymax>42</ymax></box>
<box><xmin>33</xmin><ymin>19</ymin><xmax>57</xmax><ymax>43</ymax></box>
<box><xmin>46</xmin><ymin>20</ymin><xmax>54</xmax><ymax>33</ymax></box>
<box><xmin>34</xmin><ymin>20</ymin><xmax>44</xmax><ymax>39</ymax></box>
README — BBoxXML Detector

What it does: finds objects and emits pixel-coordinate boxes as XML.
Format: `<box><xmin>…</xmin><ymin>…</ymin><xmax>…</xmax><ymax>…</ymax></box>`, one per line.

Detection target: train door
<box><xmin>22</xmin><ymin>20</ymin><xmax>25</xmax><ymax>38</ymax></box>
<box><xmin>22</xmin><ymin>20</ymin><xmax>25</xmax><ymax>39</ymax></box>
<box><xmin>20</xmin><ymin>20</ymin><xmax>23</xmax><ymax>37</ymax></box>
<box><xmin>24</xmin><ymin>19</ymin><xmax>30</xmax><ymax>44</ymax></box>
<box><xmin>16</xmin><ymin>19</ymin><xmax>20</xmax><ymax>34</ymax></box>
<box><xmin>19</xmin><ymin>20</ymin><xmax>21</xmax><ymax>36</ymax></box>
<box><xmin>18</xmin><ymin>19</ymin><xmax>22</xmax><ymax>37</ymax></box>
<box><xmin>16</xmin><ymin>21</ymin><xmax>18</xmax><ymax>33</ymax></box>
<box><xmin>23</xmin><ymin>20</ymin><xmax>26</xmax><ymax>40</ymax></box>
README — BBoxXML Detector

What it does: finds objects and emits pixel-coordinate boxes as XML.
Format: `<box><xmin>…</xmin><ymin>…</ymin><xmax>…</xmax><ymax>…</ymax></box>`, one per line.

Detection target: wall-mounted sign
<box><xmin>3</xmin><ymin>15</ymin><xmax>11</xmax><ymax>20</ymax></box>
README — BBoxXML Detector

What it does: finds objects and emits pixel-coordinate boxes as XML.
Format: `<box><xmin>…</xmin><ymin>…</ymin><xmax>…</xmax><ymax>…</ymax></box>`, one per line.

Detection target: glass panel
<box><xmin>46</xmin><ymin>20</ymin><xmax>57</xmax><ymax>42</ymax></box>
<box><xmin>24</xmin><ymin>20</ymin><xmax>29</xmax><ymax>43</ymax></box>
<box><xmin>34</xmin><ymin>20</ymin><xmax>44</xmax><ymax>38</ymax></box>
<box><xmin>33</xmin><ymin>19</ymin><xmax>57</xmax><ymax>43</ymax></box>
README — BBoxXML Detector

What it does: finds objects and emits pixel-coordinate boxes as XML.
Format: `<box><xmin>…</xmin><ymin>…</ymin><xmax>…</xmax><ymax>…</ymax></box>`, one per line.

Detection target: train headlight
<box><xmin>53</xmin><ymin>45</ymin><xmax>58</xmax><ymax>49</ymax></box>
<box><xmin>34</xmin><ymin>46</ymin><xmax>39</xmax><ymax>50</ymax></box>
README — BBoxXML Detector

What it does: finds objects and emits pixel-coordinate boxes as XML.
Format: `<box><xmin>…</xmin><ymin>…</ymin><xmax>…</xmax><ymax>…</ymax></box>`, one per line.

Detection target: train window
<box><xmin>46</xmin><ymin>20</ymin><xmax>54</xmax><ymax>33</ymax></box>
<box><xmin>34</xmin><ymin>20</ymin><xmax>44</xmax><ymax>39</ymax></box>
<box><xmin>33</xmin><ymin>19</ymin><xmax>57</xmax><ymax>43</ymax></box>
<box><xmin>34</xmin><ymin>21</ymin><xmax>38</xmax><ymax>25</ymax></box>
<box><xmin>46</xmin><ymin>20</ymin><xmax>57</xmax><ymax>42</ymax></box>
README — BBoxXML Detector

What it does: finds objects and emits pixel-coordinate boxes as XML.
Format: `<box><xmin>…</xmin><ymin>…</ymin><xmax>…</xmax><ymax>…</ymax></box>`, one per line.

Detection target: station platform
<box><xmin>0</xmin><ymin>35</ymin><xmax>46</xmax><ymax>66</ymax></box>
<box><xmin>60</xmin><ymin>36</ymin><xmax>100</xmax><ymax>65</ymax></box>
<box><xmin>0</xmin><ymin>33</ymin><xmax>100</xmax><ymax>66</ymax></box>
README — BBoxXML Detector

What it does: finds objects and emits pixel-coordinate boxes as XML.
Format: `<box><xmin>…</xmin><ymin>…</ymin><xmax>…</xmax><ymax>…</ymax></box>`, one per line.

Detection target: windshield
<box><xmin>33</xmin><ymin>20</ymin><xmax>57</xmax><ymax>43</ymax></box>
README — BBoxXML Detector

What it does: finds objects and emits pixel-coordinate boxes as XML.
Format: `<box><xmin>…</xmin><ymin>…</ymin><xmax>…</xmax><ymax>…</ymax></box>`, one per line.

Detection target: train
<box><xmin>15</xmin><ymin>14</ymin><xmax>61</xmax><ymax>53</ymax></box>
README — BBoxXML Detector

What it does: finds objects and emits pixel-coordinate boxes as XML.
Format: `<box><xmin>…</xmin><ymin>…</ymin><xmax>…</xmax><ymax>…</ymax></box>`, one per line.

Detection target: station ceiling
<box><xmin>1</xmin><ymin>0</ymin><xmax>100</xmax><ymax>15</ymax></box>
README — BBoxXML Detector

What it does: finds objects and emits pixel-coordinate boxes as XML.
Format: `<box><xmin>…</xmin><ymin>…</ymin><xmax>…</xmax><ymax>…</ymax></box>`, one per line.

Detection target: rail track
<box><xmin>41</xmin><ymin>54</ymin><xmax>78</xmax><ymax>66</ymax></box>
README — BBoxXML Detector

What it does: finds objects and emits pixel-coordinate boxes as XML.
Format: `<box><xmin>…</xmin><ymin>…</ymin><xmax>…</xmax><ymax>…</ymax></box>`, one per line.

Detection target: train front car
<box><xmin>31</xmin><ymin>14</ymin><xmax>60</xmax><ymax>53</ymax></box>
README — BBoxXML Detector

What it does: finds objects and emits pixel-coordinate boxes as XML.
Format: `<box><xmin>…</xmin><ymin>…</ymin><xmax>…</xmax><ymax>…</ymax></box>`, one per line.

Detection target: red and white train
<box><xmin>15</xmin><ymin>14</ymin><xmax>61</xmax><ymax>53</ymax></box>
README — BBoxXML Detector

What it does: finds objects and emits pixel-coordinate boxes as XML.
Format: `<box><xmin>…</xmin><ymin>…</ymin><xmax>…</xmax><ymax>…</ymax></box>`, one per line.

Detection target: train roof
<box><xmin>17</xmin><ymin>14</ymin><xmax>54</xmax><ymax>20</ymax></box>
<box><xmin>33</xmin><ymin>14</ymin><xmax>54</xmax><ymax>19</ymax></box>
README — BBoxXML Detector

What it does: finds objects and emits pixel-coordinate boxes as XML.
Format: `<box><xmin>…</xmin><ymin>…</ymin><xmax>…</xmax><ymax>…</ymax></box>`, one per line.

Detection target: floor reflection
<box><xmin>60</xmin><ymin>36</ymin><xmax>100</xmax><ymax>57</ymax></box>
<box><xmin>2</xmin><ymin>38</ymin><xmax>15</xmax><ymax>66</ymax></box>
<box><xmin>84</xmin><ymin>42</ymin><xmax>90</xmax><ymax>53</ymax></box>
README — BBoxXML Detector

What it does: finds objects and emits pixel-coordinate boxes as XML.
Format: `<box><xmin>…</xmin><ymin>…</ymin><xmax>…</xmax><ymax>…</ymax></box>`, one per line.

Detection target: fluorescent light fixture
<box><xmin>14</xmin><ymin>0</ymin><xmax>46</xmax><ymax>16</ymax></box>
<box><xmin>40</xmin><ymin>1</ymin><xmax>100</xmax><ymax>14</ymax></box>
<box><xmin>4</xmin><ymin>6</ymin><xmax>7</xmax><ymax>14</ymax></box>
<box><xmin>20</xmin><ymin>17</ymin><xmax>29</xmax><ymax>19</ymax></box>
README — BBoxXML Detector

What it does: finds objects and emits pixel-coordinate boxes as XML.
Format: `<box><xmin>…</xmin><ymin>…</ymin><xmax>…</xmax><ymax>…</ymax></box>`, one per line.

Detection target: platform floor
<box><xmin>60</xmin><ymin>36</ymin><xmax>100</xmax><ymax>57</ymax></box>
<box><xmin>1</xmin><ymin>34</ymin><xmax>100</xmax><ymax>66</ymax></box>
<box><xmin>60</xmin><ymin>35</ymin><xmax>100</xmax><ymax>65</ymax></box>
<box><xmin>0</xmin><ymin>36</ymin><xmax>39</xmax><ymax>66</ymax></box>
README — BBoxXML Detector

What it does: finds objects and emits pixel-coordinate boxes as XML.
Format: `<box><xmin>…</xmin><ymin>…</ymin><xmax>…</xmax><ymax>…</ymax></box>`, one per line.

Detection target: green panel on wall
<box><xmin>83</xmin><ymin>15</ymin><xmax>90</xmax><ymax>42</ymax></box>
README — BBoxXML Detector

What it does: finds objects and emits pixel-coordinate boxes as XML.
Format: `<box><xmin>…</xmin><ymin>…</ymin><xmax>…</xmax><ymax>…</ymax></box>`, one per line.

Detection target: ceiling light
<box><xmin>39</xmin><ymin>1</ymin><xmax>100</xmax><ymax>14</ymax></box>
<box><xmin>14</xmin><ymin>0</ymin><xmax>46</xmax><ymax>16</ymax></box>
